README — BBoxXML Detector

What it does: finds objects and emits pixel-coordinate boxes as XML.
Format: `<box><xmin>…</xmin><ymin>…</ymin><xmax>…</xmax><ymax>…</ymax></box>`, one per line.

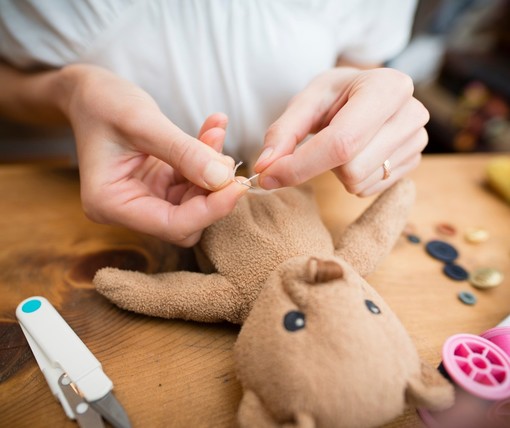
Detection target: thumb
<box><xmin>132</xmin><ymin>110</ymin><xmax>235</xmax><ymax>190</ymax></box>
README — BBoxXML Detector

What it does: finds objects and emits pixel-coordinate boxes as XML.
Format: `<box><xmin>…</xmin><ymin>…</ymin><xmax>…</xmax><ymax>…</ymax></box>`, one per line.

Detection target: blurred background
<box><xmin>391</xmin><ymin>0</ymin><xmax>510</xmax><ymax>154</ymax></box>
<box><xmin>0</xmin><ymin>0</ymin><xmax>509</xmax><ymax>163</ymax></box>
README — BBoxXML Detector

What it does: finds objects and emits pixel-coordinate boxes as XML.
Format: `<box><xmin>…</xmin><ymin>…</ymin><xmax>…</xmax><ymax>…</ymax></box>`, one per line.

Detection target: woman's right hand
<box><xmin>59</xmin><ymin>64</ymin><xmax>248</xmax><ymax>247</ymax></box>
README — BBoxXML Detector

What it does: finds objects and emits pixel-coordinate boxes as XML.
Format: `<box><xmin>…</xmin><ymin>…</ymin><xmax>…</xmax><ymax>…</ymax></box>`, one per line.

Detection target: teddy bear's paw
<box><xmin>94</xmin><ymin>267</ymin><xmax>138</xmax><ymax>292</ymax></box>
<box><xmin>93</xmin><ymin>267</ymin><xmax>156</xmax><ymax>314</ymax></box>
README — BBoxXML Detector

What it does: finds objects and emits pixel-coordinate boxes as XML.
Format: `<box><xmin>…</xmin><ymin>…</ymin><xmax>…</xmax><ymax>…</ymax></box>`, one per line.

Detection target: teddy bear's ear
<box><xmin>335</xmin><ymin>179</ymin><xmax>415</xmax><ymax>277</ymax></box>
<box><xmin>405</xmin><ymin>361</ymin><xmax>455</xmax><ymax>412</ymax></box>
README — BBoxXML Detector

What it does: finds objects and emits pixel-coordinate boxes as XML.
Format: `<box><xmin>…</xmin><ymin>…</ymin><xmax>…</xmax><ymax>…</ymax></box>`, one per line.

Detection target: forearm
<box><xmin>0</xmin><ymin>61</ymin><xmax>71</xmax><ymax>125</ymax></box>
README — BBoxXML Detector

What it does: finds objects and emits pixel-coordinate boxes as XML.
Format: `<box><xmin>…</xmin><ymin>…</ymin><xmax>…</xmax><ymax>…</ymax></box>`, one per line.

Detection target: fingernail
<box><xmin>260</xmin><ymin>176</ymin><xmax>280</xmax><ymax>190</ymax></box>
<box><xmin>222</xmin><ymin>155</ymin><xmax>235</xmax><ymax>169</ymax></box>
<box><xmin>204</xmin><ymin>160</ymin><xmax>232</xmax><ymax>188</ymax></box>
<box><xmin>255</xmin><ymin>148</ymin><xmax>273</xmax><ymax>167</ymax></box>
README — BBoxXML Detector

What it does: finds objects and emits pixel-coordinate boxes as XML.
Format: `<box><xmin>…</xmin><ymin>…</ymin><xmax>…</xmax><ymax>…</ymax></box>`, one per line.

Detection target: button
<box><xmin>436</xmin><ymin>223</ymin><xmax>456</xmax><ymax>236</ymax></box>
<box><xmin>443</xmin><ymin>263</ymin><xmax>469</xmax><ymax>281</ymax></box>
<box><xmin>469</xmin><ymin>268</ymin><xmax>504</xmax><ymax>289</ymax></box>
<box><xmin>426</xmin><ymin>240</ymin><xmax>459</xmax><ymax>263</ymax></box>
<box><xmin>458</xmin><ymin>291</ymin><xmax>477</xmax><ymax>305</ymax></box>
<box><xmin>407</xmin><ymin>234</ymin><xmax>421</xmax><ymax>244</ymax></box>
<box><xmin>464</xmin><ymin>227</ymin><xmax>489</xmax><ymax>244</ymax></box>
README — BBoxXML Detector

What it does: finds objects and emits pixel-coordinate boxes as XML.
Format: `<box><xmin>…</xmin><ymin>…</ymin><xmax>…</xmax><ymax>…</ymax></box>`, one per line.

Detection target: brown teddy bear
<box><xmin>94</xmin><ymin>179</ymin><xmax>454</xmax><ymax>427</ymax></box>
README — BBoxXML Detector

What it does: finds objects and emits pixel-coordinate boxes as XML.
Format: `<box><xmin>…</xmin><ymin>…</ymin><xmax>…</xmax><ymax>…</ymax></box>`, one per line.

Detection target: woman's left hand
<box><xmin>254</xmin><ymin>67</ymin><xmax>429</xmax><ymax>196</ymax></box>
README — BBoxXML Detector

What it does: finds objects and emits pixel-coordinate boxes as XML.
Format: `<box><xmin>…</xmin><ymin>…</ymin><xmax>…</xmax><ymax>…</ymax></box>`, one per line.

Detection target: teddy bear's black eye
<box><xmin>283</xmin><ymin>311</ymin><xmax>306</xmax><ymax>332</ymax></box>
<box><xmin>365</xmin><ymin>300</ymin><xmax>381</xmax><ymax>315</ymax></box>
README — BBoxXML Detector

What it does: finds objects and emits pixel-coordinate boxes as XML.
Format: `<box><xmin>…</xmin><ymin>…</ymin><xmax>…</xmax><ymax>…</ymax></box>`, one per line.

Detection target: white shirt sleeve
<box><xmin>0</xmin><ymin>0</ymin><xmax>134</xmax><ymax>68</ymax></box>
<box><xmin>339</xmin><ymin>0</ymin><xmax>418</xmax><ymax>65</ymax></box>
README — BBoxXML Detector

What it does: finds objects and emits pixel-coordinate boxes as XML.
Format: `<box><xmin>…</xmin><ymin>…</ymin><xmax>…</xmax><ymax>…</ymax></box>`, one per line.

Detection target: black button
<box><xmin>283</xmin><ymin>311</ymin><xmax>306</xmax><ymax>332</ymax></box>
<box><xmin>426</xmin><ymin>240</ymin><xmax>459</xmax><ymax>263</ymax></box>
<box><xmin>407</xmin><ymin>234</ymin><xmax>421</xmax><ymax>244</ymax></box>
<box><xmin>443</xmin><ymin>263</ymin><xmax>469</xmax><ymax>281</ymax></box>
<box><xmin>365</xmin><ymin>300</ymin><xmax>381</xmax><ymax>314</ymax></box>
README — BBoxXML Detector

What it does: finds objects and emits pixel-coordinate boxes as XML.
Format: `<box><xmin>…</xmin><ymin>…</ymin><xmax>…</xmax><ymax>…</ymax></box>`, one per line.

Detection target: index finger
<box><xmin>259</xmin><ymin>71</ymin><xmax>414</xmax><ymax>188</ymax></box>
<box><xmin>124</xmin><ymin>109</ymin><xmax>235</xmax><ymax>191</ymax></box>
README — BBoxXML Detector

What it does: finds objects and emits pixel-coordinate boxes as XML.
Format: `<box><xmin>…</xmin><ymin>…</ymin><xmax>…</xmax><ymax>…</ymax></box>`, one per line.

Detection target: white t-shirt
<box><xmin>0</xmin><ymin>0</ymin><xmax>417</xmax><ymax>161</ymax></box>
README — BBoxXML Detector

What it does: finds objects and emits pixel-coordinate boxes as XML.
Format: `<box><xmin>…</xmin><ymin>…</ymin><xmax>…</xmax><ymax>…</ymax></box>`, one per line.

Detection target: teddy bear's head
<box><xmin>234</xmin><ymin>255</ymin><xmax>454</xmax><ymax>427</ymax></box>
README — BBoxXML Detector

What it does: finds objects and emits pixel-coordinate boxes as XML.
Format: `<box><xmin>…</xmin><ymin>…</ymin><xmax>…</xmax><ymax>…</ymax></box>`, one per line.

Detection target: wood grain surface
<box><xmin>0</xmin><ymin>154</ymin><xmax>509</xmax><ymax>428</ymax></box>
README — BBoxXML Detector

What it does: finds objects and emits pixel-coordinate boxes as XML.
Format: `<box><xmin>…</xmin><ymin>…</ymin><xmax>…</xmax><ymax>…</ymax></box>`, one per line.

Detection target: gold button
<box><xmin>464</xmin><ymin>227</ymin><xmax>489</xmax><ymax>243</ymax></box>
<box><xmin>469</xmin><ymin>268</ymin><xmax>504</xmax><ymax>289</ymax></box>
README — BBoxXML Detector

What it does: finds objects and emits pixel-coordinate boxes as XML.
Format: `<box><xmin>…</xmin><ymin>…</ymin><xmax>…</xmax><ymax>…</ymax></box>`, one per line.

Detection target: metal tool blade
<box><xmin>59</xmin><ymin>374</ymin><xmax>105</xmax><ymax>428</ymax></box>
<box><xmin>89</xmin><ymin>391</ymin><xmax>131</xmax><ymax>428</ymax></box>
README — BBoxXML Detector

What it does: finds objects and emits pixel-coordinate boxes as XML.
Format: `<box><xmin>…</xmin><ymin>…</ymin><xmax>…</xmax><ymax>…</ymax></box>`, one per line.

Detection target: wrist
<box><xmin>0</xmin><ymin>62</ymin><xmax>73</xmax><ymax>125</ymax></box>
<box><xmin>54</xmin><ymin>64</ymin><xmax>96</xmax><ymax>119</ymax></box>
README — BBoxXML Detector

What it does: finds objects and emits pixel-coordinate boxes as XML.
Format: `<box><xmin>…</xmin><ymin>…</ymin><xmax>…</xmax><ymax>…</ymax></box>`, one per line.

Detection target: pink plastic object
<box><xmin>442</xmin><ymin>334</ymin><xmax>510</xmax><ymax>401</ymax></box>
<box><xmin>481</xmin><ymin>327</ymin><xmax>510</xmax><ymax>358</ymax></box>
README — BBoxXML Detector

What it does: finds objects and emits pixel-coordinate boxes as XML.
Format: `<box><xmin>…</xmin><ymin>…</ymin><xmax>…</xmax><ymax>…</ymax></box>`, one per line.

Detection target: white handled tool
<box><xmin>16</xmin><ymin>296</ymin><xmax>131</xmax><ymax>428</ymax></box>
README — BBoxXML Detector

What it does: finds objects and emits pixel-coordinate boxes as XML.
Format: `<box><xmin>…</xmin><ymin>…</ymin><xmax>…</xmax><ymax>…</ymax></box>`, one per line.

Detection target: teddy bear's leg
<box><xmin>94</xmin><ymin>268</ymin><xmax>242</xmax><ymax>323</ymax></box>
<box><xmin>238</xmin><ymin>390</ymin><xmax>315</xmax><ymax>428</ymax></box>
<box><xmin>238</xmin><ymin>390</ymin><xmax>279</xmax><ymax>428</ymax></box>
<box><xmin>405</xmin><ymin>361</ymin><xmax>455</xmax><ymax>412</ymax></box>
<box><xmin>335</xmin><ymin>179</ymin><xmax>415</xmax><ymax>277</ymax></box>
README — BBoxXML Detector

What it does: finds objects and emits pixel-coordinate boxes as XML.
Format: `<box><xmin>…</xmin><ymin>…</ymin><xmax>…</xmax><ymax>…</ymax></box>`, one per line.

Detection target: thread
<box><xmin>233</xmin><ymin>161</ymin><xmax>260</xmax><ymax>189</ymax></box>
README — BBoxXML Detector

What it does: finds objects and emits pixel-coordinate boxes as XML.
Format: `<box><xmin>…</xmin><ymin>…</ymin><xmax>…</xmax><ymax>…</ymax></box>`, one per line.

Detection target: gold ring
<box><xmin>382</xmin><ymin>159</ymin><xmax>391</xmax><ymax>180</ymax></box>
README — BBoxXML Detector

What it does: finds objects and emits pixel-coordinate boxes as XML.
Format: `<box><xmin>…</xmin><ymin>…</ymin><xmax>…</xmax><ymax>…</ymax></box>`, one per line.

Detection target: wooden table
<box><xmin>1</xmin><ymin>154</ymin><xmax>509</xmax><ymax>427</ymax></box>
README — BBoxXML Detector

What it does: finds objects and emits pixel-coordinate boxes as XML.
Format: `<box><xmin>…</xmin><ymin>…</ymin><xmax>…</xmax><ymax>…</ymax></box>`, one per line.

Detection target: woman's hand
<box><xmin>60</xmin><ymin>64</ymin><xmax>248</xmax><ymax>246</ymax></box>
<box><xmin>254</xmin><ymin>67</ymin><xmax>429</xmax><ymax>196</ymax></box>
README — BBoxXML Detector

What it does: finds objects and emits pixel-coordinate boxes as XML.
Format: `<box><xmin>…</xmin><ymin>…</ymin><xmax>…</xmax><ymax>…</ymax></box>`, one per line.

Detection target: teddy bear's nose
<box><xmin>306</xmin><ymin>257</ymin><xmax>343</xmax><ymax>284</ymax></box>
<box><xmin>283</xmin><ymin>258</ymin><xmax>345</xmax><ymax>307</ymax></box>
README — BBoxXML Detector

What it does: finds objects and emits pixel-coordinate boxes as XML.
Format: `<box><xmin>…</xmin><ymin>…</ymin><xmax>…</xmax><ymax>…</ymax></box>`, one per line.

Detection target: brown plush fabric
<box><xmin>234</xmin><ymin>256</ymin><xmax>453</xmax><ymax>427</ymax></box>
<box><xmin>94</xmin><ymin>179</ymin><xmax>454</xmax><ymax>427</ymax></box>
<box><xmin>335</xmin><ymin>178</ymin><xmax>415</xmax><ymax>276</ymax></box>
<box><xmin>95</xmin><ymin>186</ymin><xmax>334</xmax><ymax>324</ymax></box>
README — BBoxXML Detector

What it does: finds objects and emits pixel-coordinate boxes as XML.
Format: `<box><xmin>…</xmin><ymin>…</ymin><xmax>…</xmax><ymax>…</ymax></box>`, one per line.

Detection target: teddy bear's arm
<box><xmin>335</xmin><ymin>179</ymin><xmax>415</xmax><ymax>277</ymax></box>
<box><xmin>94</xmin><ymin>267</ymin><xmax>243</xmax><ymax>323</ymax></box>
